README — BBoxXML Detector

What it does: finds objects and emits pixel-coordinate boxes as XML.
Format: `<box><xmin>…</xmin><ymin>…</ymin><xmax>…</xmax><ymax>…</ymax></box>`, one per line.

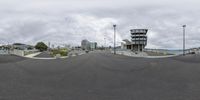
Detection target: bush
<box><xmin>51</xmin><ymin>49</ymin><xmax>68</xmax><ymax>56</ymax></box>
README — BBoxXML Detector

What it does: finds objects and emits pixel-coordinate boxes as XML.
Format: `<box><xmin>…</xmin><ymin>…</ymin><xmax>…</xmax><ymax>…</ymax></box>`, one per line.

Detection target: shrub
<box><xmin>51</xmin><ymin>49</ymin><xmax>68</xmax><ymax>56</ymax></box>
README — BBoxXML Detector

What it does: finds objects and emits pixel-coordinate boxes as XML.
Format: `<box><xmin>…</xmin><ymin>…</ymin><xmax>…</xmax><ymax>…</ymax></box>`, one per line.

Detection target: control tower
<box><xmin>130</xmin><ymin>29</ymin><xmax>148</xmax><ymax>51</ymax></box>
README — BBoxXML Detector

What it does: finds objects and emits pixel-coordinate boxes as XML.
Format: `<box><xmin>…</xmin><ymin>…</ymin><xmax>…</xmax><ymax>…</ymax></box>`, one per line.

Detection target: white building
<box><xmin>12</xmin><ymin>43</ymin><xmax>35</xmax><ymax>50</ymax></box>
<box><xmin>81</xmin><ymin>39</ymin><xmax>97</xmax><ymax>50</ymax></box>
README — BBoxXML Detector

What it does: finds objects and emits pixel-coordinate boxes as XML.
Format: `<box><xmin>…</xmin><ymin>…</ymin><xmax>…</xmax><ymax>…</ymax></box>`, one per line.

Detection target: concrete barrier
<box><xmin>10</xmin><ymin>49</ymin><xmax>24</xmax><ymax>56</ymax></box>
<box><xmin>8</xmin><ymin>49</ymin><xmax>39</xmax><ymax>57</ymax></box>
<box><xmin>24</xmin><ymin>50</ymin><xmax>39</xmax><ymax>56</ymax></box>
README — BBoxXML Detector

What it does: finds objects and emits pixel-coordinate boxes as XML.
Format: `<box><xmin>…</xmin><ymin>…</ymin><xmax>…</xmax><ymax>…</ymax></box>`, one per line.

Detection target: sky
<box><xmin>0</xmin><ymin>0</ymin><xmax>200</xmax><ymax>49</ymax></box>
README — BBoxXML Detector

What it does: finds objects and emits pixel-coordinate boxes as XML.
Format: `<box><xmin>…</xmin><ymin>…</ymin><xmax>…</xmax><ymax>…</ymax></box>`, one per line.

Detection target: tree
<box><xmin>35</xmin><ymin>42</ymin><xmax>48</xmax><ymax>51</ymax></box>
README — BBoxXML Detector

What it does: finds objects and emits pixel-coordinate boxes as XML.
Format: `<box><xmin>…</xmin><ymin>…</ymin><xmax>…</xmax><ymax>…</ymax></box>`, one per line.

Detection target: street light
<box><xmin>182</xmin><ymin>25</ymin><xmax>186</xmax><ymax>56</ymax></box>
<box><xmin>113</xmin><ymin>24</ymin><xmax>116</xmax><ymax>54</ymax></box>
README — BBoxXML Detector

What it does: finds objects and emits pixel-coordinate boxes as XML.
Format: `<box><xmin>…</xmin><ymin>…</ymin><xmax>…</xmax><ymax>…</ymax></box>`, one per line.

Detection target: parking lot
<box><xmin>0</xmin><ymin>52</ymin><xmax>200</xmax><ymax>100</ymax></box>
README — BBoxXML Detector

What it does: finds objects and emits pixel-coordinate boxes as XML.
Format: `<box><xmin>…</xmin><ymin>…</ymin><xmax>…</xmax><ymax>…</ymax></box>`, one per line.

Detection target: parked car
<box><xmin>85</xmin><ymin>50</ymin><xmax>89</xmax><ymax>53</ymax></box>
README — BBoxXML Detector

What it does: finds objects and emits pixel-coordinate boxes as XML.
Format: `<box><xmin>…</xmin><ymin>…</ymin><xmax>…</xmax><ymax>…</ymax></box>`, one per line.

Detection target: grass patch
<box><xmin>51</xmin><ymin>49</ymin><xmax>68</xmax><ymax>56</ymax></box>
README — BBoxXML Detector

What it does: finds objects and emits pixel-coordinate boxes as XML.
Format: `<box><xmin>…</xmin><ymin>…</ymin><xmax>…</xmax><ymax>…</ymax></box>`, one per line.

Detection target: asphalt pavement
<box><xmin>0</xmin><ymin>55</ymin><xmax>27</xmax><ymax>64</ymax></box>
<box><xmin>0</xmin><ymin>52</ymin><xmax>200</xmax><ymax>100</ymax></box>
<box><xmin>34</xmin><ymin>51</ymin><xmax>53</xmax><ymax>58</ymax></box>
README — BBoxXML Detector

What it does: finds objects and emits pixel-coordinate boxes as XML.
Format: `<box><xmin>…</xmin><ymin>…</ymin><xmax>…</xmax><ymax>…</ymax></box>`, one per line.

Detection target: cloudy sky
<box><xmin>0</xmin><ymin>0</ymin><xmax>200</xmax><ymax>49</ymax></box>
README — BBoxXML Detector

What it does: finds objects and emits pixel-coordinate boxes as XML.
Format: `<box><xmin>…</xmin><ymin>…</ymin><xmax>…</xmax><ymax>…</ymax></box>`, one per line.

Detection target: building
<box><xmin>81</xmin><ymin>39</ymin><xmax>97</xmax><ymax>50</ymax></box>
<box><xmin>81</xmin><ymin>40</ymin><xmax>91</xmax><ymax>50</ymax></box>
<box><xmin>121</xmin><ymin>29</ymin><xmax>148</xmax><ymax>52</ymax></box>
<box><xmin>90</xmin><ymin>42</ymin><xmax>97</xmax><ymax>50</ymax></box>
<box><xmin>12</xmin><ymin>43</ymin><xmax>35</xmax><ymax>50</ymax></box>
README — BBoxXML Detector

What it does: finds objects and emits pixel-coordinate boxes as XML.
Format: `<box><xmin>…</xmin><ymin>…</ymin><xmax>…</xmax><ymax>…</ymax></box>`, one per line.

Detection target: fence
<box><xmin>0</xmin><ymin>50</ymin><xmax>9</xmax><ymax>55</ymax></box>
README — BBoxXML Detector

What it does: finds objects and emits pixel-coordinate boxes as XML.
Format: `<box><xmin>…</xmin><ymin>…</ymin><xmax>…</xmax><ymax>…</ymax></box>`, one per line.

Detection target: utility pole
<box><xmin>113</xmin><ymin>24</ymin><xmax>116</xmax><ymax>54</ymax></box>
<box><xmin>104</xmin><ymin>37</ymin><xmax>106</xmax><ymax>48</ymax></box>
<box><xmin>182</xmin><ymin>25</ymin><xmax>186</xmax><ymax>56</ymax></box>
<box><xmin>48</xmin><ymin>42</ymin><xmax>51</xmax><ymax>51</ymax></box>
<box><xmin>104</xmin><ymin>32</ymin><xmax>106</xmax><ymax>49</ymax></box>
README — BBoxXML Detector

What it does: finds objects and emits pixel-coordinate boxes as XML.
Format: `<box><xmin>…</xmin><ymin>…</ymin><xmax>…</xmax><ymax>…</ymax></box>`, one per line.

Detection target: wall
<box><xmin>9</xmin><ymin>49</ymin><xmax>25</xmax><ymax>56</ymax></box>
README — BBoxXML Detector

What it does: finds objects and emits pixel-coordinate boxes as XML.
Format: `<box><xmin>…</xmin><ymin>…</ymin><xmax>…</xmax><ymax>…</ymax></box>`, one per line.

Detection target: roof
<box><xmin>130</xmin><ymin>29</ymin><xmax>148</xmax><ymax>34</ymax></box>
<box><xmin>123</xmin><ymin>39</ymin><xmax>132</xmax><ymax>45</ymax></box>
<box><xmin>13</xmin><ymin>43</ymin><xmax>26</xmax><ymax>45</ymax></box>
<box><xmin>130</xmin><ymin>29</ymin><xmax>148</xmax><ymax>31</ymax></box>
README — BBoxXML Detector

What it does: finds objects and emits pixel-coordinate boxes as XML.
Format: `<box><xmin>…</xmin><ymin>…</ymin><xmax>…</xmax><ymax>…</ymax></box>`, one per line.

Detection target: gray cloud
<box><xmin>0</xmin><ymin>0</ymin><xmax>200</xmax><ymax>49</ymax></box>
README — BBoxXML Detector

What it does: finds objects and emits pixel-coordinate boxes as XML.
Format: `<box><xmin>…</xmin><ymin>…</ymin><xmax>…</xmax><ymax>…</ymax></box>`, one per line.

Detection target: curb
<box><xmin>24</xmin><ymin>52</ymin><xmax>86</xmax><ymax>60</ymax></box>
<box><xmin>27</xmin><ymin>57</ymin><xmax>57</xmax><ymax>60</ymax></box>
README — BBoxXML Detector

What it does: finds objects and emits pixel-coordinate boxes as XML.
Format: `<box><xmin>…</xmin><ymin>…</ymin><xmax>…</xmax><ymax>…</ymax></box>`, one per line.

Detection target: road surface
<box><xmin>0</xmin><ymin>52</ymin><xmax>200</xmax><ymax>100</ymax></box>
<box><xmin>35</xmin><ymin>51</ymin><xmax>53</xmax><ymax>58</ymax></box>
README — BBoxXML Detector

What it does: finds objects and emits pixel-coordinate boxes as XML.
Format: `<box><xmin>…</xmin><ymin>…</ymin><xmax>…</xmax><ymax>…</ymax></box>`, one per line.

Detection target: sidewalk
<box><xmin>25</xmin><ymin>52</ymin><xmax>57</xmax><ymax>59</ymax></box>
<box><xmin>25</xmin><ymin>52</ymin><xmax>41</xmax><ymax>58</ymax></box>
<box><xmin>24</xmin><ymin>50</ymin><xmax>86</xmax><ymax>60</ymax></box>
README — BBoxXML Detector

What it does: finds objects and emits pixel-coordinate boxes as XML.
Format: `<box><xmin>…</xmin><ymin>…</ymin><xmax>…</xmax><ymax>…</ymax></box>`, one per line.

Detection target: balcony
<box><xmin>131</xmin><ymin>34</ymin><xmax>147</xmax><ymax>37</ymax></box>
<box><xmin>131</xmin><ymin>38</ymin><xmax>147</xmax><ymax>41</ymax></box>
<box><xmin>131</xmin><ymin>41</ymin><xmax>147</xmax><ymax>45</ymax></box>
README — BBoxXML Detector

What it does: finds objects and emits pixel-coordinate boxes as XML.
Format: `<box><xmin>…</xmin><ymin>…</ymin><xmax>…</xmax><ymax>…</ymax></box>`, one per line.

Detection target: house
<box><xmin>12</xmin><ymin>43</ymin><xmax>35</xmax><ymax>50</ymax></box>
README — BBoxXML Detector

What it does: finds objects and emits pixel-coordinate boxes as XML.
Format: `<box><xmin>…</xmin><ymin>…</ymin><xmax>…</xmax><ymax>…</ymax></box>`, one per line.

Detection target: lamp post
<box><xmin>113</xmin><ymin>24</ymin><xmax>116</xmax><ymax>54</ymax></box>
<box><xmin>182</xmin><ymin>25</ymin><xmax>186</xmax><ymax>56</ymax></box>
